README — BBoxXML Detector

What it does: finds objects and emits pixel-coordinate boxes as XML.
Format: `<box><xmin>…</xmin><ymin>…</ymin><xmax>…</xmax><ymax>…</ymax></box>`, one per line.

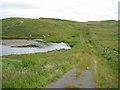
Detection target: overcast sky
<box><xmin>0</xmin><ymin>0</ymin><xmax>119</xmax><ymax>21</ymax></box>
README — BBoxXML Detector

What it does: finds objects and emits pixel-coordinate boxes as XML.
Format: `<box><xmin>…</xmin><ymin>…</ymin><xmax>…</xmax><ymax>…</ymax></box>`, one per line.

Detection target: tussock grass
<box><xmin>88</xmin><ymin>21</ymin><xmax>118</xmax><ymax>88</ymax></box>
<box><xmin>2</xmin><ymin>50</ymin><xmax>81</xmax><ymax>88</ymax></box>
<box><xmin>76</xmin><ymin>53</ymin><xmax>91</xmax><ymax>78</ymax></box>
<box><xmin>93</xmin><ymin>56</ymin><xmax>118</xmax><ymax>88</ymax></box>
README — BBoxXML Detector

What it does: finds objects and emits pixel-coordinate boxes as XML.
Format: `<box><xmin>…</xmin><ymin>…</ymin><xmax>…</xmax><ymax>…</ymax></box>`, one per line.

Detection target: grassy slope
<box><xmin>1</xmin><ymin>18</ymin><xmax>118</xmax><ymax>88</ymax></box>
<box><xmin>2</xmin><ymin>18</ymin><xmax>80</xmax><ymax>40</ymax></box>
<box><xmin>86</xmin><ymin>21</ymin><xmax>118</xmax><ymax>88</ymax></box>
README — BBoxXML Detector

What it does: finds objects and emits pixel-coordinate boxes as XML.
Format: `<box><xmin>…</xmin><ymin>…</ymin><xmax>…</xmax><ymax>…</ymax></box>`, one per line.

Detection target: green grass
<box><xmin>2</xmin><ymin>17</ymin><xmax>81</xmax><ymax>40</ymax></box>
<box><xmin>76</xmin><ymin>52</ymin><xmax>91</xmax><ymax>78</ymax></box>
<box><xmin>94</xmin><ymin>56</ymin><xmax>118</xmax><ymax>88</ymax></box>
<box><xmin>2</xmin><ymin>50</ymin><xmax>81</xmax><ymax>88</ymax></box>
<box><xmin>1</xmin><ymin>17</ymin><xmax>119</xmax><ymax>88</ymax></box>
<box><xmin>87</xmin><ymin>21</ymin><xmax>118</xmax><ymax>88</ymax></box>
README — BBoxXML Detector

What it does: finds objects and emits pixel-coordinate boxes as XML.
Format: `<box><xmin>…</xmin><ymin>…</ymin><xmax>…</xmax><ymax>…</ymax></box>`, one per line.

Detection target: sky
<box><xmin>0</xmin><ymin>0</ymin><xmax>119</xmax><ymax>22</ymax></box>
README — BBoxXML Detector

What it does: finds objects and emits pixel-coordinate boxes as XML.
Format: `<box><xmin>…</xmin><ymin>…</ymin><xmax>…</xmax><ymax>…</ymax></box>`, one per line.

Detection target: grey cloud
<box><xmin>1</xmin><ymin>2</ymin><xmax>37</xmax><ymax>9</ymax></box>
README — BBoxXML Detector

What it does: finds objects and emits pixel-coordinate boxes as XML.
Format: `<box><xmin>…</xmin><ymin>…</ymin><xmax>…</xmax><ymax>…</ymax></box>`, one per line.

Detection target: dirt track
<box><xmin>47</xmin><ymin>67</ymin><xmax>96</xmax><ymax>88</ymax></box>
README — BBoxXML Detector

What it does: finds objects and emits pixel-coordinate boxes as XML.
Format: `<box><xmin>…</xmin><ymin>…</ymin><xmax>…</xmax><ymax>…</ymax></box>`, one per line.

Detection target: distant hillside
<box><xmin>2</xmin><ymin>18</ymin><xmax>81</xmax><ymax>40</ymax></box>
<box><xmin>2</xmin><ymin>17</ymin><xmax>118</xmax><ymax>42</ymax></box>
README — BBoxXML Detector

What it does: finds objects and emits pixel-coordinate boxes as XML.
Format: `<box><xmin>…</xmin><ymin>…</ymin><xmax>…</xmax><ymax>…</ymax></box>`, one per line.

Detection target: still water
<box><xmin>0</xmin><ymin>42</ymin><xmax>71</xmax><ymax>56</ymax></box>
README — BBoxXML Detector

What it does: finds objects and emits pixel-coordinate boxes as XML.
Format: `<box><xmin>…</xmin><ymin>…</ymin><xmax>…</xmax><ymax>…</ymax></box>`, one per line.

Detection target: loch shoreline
<box><xmin>0</xmin><ymin>39</ymin><xmax>34</xmax><ymax>46</ymax></box>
